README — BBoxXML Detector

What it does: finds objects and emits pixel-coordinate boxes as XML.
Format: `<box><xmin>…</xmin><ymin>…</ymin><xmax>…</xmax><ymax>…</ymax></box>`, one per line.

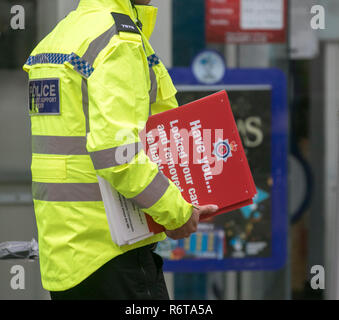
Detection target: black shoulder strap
<box><xmin>111</xmin><ymin>12</ymin><xmax>140</xmax><ymax>35</ymax></box>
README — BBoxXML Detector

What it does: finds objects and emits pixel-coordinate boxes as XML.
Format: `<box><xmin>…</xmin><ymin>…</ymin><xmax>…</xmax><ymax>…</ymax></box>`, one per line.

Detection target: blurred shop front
<box><xmin>167</xmin><ymin>0</ymin><xmax>289</xmax><ymax>300</ymax></box>
<box><xmin>166</xmin><ymin>0</ymin><xmax>339</xmax><ymax>300</ymax></box>
<box><xmin>1</xmin><ymin>0</ymin><xmax>339</xmax><ymax>300</ymax></box>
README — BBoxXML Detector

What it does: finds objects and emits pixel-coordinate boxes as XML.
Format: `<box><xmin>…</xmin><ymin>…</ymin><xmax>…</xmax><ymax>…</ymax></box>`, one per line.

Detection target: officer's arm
<box><xmin>86</xmin><ymin>40</ymin><xmax>193</xmax><ymax>231</ymax></box>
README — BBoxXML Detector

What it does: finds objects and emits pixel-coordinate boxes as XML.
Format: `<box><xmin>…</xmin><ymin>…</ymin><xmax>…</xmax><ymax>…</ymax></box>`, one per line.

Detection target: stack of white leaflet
<box><xmin>97</xmin><ymin>175</ymin><xmax>156</xmax><ymax>246</ymax></box>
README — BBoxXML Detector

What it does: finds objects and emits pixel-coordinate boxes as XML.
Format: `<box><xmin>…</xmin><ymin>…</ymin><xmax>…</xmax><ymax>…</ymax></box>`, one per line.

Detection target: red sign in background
<box><xmin>206</xmin><ymin>0</ymin><xmax>287</xmax><ymax>44</ymax></box>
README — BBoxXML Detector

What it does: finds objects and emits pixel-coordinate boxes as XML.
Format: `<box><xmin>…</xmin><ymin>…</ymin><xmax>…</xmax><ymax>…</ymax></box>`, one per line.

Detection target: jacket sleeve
<box><xmin>86</xmin><ymin>38</ymin><xmax>193</xmax><ymax>230</ymax></box>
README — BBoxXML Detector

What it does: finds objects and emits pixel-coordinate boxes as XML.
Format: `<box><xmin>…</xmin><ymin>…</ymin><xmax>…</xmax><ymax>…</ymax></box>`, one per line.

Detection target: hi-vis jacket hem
<box><xmin>41</xmin><ymin>231</ymin><xmax>167</xmax><ymax>292</ymax></box>
<box><xmin>24</xmin><ymin>0</ymin><xmax>193</xmax><ymax>291</ymax></box>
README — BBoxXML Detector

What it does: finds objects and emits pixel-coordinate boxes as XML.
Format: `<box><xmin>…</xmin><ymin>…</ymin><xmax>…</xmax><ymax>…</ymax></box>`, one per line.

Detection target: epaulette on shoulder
<box><xmin>111</xmin><ymin>12</ymin><xmax>140</xmax><ymax>35</ymax></box>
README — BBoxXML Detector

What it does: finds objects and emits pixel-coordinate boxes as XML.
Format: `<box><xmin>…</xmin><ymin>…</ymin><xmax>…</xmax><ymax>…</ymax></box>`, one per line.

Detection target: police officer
<box><xmin>23</xmin><ymin>0</ymin><xmax>218</xmax><ymax>300</ymax></box>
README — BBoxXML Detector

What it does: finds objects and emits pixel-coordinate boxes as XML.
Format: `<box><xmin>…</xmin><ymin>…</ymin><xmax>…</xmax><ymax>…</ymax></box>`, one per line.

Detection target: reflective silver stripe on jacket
<box><xmin>32</xmin><ymin>135</ymin><xmax>143</xmax><ymax>170</ymax></box>
<box><xmin>32</xmin><ymin>171</ymin><xmax>168</xmax><ymax>206</ymax></box>
<box><xmin>32</xmin><ymin>182</ymin><xmax>102</xmax><ymax>202</ymax></box>
<box><xmin>130</xmin><ymin>171</ymin><xmax>169</xmax><ymax>209</ymax></box>
<box><xmin>81</xmin><ymin>79</ymin><xmax>90</xmax><ymax>133</ymax></box>
<box><xmin>82</xmin><ymin>24</ymin><xmax>118</xmax><ymax>66</ymax></box>
<box><xmin>89</xmin><ymin>142</ymin><xmax>143</xmax><ymax>170</ymax></box>
<box><xmin>79</xmin><ymin>24</ymin><xmax>119</xmax><ymax>131</ymax></box>
<box><xmin>32</xmin><ymin>136</ymin><xmax>88</xmax><ymax>155</ymax></box>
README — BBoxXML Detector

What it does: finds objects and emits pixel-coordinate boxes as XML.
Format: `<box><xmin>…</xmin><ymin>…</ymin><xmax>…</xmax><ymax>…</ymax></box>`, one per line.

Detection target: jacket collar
<box><xmin>78</xmin><ymin>0</ymin><xmax>134</xmax><ymax>15</ymax></box>
<box><xmin>77</xmin><ymin>0</ymin><xmax>158</xmax><ymax>39</ymax></box>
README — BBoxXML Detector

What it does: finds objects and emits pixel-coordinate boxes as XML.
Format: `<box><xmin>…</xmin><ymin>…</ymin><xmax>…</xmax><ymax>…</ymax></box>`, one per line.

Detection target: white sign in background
<box><xmin>240</xmin><ymin>0</ymin><xmax>284</xmax><ymax>30</ymax></box>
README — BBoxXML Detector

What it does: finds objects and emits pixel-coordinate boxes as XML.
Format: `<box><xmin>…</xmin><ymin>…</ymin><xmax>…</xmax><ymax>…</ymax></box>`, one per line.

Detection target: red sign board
<box><xmin>206</xmin><ymin>0</ymin><xmax>287</xmax><ymax>44</ymax></box>
<box><xmin>145</xmin><ymin>91</ymin><xmax>256</xmax><ymax>222</ymax></box>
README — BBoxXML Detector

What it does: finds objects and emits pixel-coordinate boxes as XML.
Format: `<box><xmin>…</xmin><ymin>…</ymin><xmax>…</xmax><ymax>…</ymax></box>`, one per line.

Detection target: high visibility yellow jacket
<box><xmin>23</xmin><ymin>0</ymin><xmax>193</xmax><ymax>291</ymax></box>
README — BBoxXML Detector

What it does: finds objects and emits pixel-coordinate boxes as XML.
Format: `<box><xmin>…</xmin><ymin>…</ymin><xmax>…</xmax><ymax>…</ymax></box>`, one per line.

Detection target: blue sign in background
<box><xmin>161</xmin><ymin>68</ymin><xmax>288</xmax><ymax>272</ymax></box>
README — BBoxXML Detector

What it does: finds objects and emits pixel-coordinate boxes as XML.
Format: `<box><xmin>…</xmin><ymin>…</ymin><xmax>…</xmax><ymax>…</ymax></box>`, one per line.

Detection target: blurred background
<box><xmin>1</xmin><ymin>0</ymin><xmax>339</xmax><ymax>300</ymax></box>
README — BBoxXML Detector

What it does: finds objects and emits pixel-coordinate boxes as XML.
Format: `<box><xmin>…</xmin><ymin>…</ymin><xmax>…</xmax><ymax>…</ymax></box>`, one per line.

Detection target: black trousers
<box><xmin>50</xmin><ymin>244</ymin><xmax>169</xmax><ymax>300</ymax></box>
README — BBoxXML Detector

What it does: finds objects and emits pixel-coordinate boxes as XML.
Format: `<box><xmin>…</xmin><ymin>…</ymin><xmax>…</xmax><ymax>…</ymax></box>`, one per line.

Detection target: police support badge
<box><xmin>212</xmin><ymin>138</ymin><xmax>237</xmax><ymax>162</ymax></box>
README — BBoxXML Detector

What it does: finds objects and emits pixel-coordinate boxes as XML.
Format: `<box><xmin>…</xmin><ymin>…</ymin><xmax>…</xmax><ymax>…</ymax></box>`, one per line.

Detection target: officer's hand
<box><xmin>165</xmin><ymin>204</ymin><xmax>218</xmax><ymax>240</ymax></box>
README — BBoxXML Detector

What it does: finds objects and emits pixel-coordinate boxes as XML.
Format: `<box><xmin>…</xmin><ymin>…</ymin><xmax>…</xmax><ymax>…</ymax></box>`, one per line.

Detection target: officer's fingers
<box><xmin>192</xmin><ymin>207</ymin><xmax>201</xmax><ymax>222</ymax></box>
<box><xmin>166</xmin><ymin>226</ymin><xmax>192</xmax><ymax>240</ymax></box>
<box><xmin>165</xmin><ymin>229</ymin><xmax>174</xmax><ymax>236</ymax></box>
<box><xmin>165</xmin><ymin>230</ymin><xmax>179</xmax><ymax>240</ymax></box>
<box><xmin>186</xmin><ymin>221</ymin><xmax>198</xmax><ymax>236</ymax></box>
<box><xmin>197</xmin><ymin>204</ymin><xmax>218</xmax><ymax>215</ymax></box>
<box><xmin>180</xmin><ymin>227</ymin><xmax>193</xmax><ymax>239</ymax></box>
<box><xmin>171</xmin><ymin>232</ymin><xmax>188</xmax><ymax>240</ymax></box>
